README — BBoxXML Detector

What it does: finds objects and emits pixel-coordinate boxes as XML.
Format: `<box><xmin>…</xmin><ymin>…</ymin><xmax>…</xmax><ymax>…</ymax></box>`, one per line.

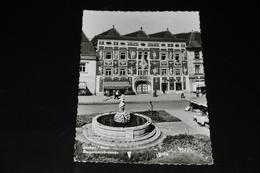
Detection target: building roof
<box><xmin>91</xmin><ymin>27</ymin><xmax>200</xmax><ymax>44</ymax></box>
<box><xmin>81</xmin><ymin>31</ymin><xmax>96</xmax><ymax>56</ymax></box>
<box><xmin>173</xmin><ymin>31</ymin><xmax>202</xmax><ymax>48</ymax></box>
<box><xmin>173</xmin><ymin>32</ymin><xmax>191</xmax><ymax>40</ymax></box>
<box><xmin>91</xmin><ymin>26</ymin><xmax>121</xmax><ymax>44</ymax></box>
<box><xmin>187</xmin><ymin>31</ymin><xmax>201</xmax><ymax>48</ymax></box>
<box><xmin>123</xmin><ymin>27</ymin><xmax>149</xmax><ymax>38</ymax></box>
<box><xmin>91</xmin><ymin>35</ymin><xmax>184</xmax><ymax>42</ymax></box>
<box><xmin>97</xmin><ymin>25</ymin><xmax>121</xmax><ymax>37</ymax></box>
<box><xmin>148</xmin><ymin>29</ymin><xmax>177</xmax><ymax>39</ymax></box>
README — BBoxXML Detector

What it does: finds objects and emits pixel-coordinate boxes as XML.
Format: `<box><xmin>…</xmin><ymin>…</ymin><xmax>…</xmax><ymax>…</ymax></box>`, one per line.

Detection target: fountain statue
<box><xmin>114</xmin><ymin>95</ymin><xmax>131</xmax><ymax>123</ymax></box>
<box><xmin>82</xmin><ymin>94</ymin><xmax>162</xmax><ymax>149</ymax></box>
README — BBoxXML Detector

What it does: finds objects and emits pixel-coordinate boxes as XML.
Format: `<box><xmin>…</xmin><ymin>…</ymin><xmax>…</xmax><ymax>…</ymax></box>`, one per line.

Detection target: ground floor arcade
<box><xmin>94</xmin><ymin>75</ymin><xmax>192</xmax><ymax>95</ymax></box>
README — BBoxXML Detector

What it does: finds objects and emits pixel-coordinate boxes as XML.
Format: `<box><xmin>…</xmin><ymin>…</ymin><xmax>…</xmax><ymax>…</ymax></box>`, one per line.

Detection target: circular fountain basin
<box><xmin>83</xmin><ymin>112</ymin><xmax>163</xmax><ymax>150</ymax></box>
<box><xmin>97</xmin><ymin>113</ymin><xmax>147</xmax><ymax>127</ymax></box>
<box><xmin>92</xmin><ymin>112</ymin><xmax>152</xmax><ymax>140</ymax></box>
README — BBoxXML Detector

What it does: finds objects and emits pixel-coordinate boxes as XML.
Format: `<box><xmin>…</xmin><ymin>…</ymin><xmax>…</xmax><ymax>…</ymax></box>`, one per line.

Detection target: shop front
<box><xmin>103</xmin><ymin>81</ymin><xmax>132</xmax><ymax>96</ymax></box>
<box><xmin>78</xmin><ymin>82</ymin><xmax>87</xmax><ymax>95</ymax></box>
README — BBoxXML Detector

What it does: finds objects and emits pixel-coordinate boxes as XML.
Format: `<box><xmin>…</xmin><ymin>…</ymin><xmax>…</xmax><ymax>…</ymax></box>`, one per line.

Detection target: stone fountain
<box><xmin>114</xmin><ymin>95</ymin><xmax>131</xmax><ymax>123</ymax></box>
<box><xmin>83</xmin><ymin>95</ymin><xmax>162</xmax><ymax>150</ymax></box>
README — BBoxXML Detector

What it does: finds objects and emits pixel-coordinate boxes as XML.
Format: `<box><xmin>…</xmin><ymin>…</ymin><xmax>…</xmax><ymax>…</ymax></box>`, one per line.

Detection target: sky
<box><xmin>82</xmin><ymin>11</ymin><xmax>200</xmax><ymax>40</ymax></box>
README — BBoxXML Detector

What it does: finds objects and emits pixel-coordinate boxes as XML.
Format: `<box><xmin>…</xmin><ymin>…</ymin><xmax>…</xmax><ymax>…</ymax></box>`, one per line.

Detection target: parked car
<box><xmin>193</xmin><ymin>112</ymin><xmax>209</xmax><ymax>126</ymax></box>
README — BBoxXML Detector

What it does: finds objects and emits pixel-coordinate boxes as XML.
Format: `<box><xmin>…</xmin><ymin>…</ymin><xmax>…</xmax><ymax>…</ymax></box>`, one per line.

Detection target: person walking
<box><xmin>153</xmin><ymin>90</ymin><xmax>158</xmax><ymax>97</ymax></box>
<box><xmin>106</xmin><ymin>90</ymin><xmax>109</xmax><ymax>97</ymax></box>
<box><xmin>196</xmin><ymin>89</ymin><xmax>199</xmax><ymax>97</ymax></box>
<box><xmin>181</xmin><ymin>91</ymin><xmax>185</xmax><ymax>98</ymax></box>
<box><xmin>115</xmin><ymin>90</ymin><xmax>120</xmax><ymax>99</ymax></box>
<box><xmin>113</xmin><ymin>90</ymin><xmax>116</xmax><ymax>99</ymax></box>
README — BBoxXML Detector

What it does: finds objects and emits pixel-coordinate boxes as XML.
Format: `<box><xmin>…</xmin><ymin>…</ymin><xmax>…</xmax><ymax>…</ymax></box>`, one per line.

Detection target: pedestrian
<box><xmin>113</xmin><ymin>90</ymin><xmax>116</xmax><ymax>99</ymax></box>
<box><xmin>115</xmin><ymin>90</ymin><xmax>119</xmax><ymax>99</ymax></box>
<box><xmin>103</xmin><ymin>92</ymin><xmax>108</xmax><ymax>101</ymax></box>
<box><xmin>153</xmin><ymin>90</ymin><xmax>158</xmax><ymax>97</ymax></box>
<box><xmin>181</xmin><ymin>91</ymin><xmax>185</xmax><ymax>98</ymax></box>
<box><xmin>196</xmin><ymin>90</ymin><xmax>199</xmax><ymax>97</ymax></box>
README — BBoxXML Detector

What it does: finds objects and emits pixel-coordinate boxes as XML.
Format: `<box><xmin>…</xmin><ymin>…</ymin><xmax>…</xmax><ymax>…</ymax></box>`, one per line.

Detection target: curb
<box><xmin>78</xmin><ymin>99</ymin><xmax>188</xmax><ymax>105</ymax></box>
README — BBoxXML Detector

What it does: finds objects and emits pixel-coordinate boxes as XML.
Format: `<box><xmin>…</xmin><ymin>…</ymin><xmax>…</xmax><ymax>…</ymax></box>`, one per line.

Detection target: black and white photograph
<box><xmin>3</xmin><ymin>1</ymin><xmax>259</xmax><ymax>172</ymax></box>
<box><xmin>74</xmin><ymin>10</ymin><xmax>213</xmax><ymax>165</ymax></box>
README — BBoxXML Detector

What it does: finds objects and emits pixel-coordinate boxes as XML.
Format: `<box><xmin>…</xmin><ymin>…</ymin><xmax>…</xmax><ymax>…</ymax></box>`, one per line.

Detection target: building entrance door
<box><xmin>136</xmin><ymin>81</ymin><xmax>148</xmax><ymax>94</ymax></box>
<box><xmin>161</xmin><ymin>83</ymin><xmax>168</xmax><ymax>93</ymax></box>
<box><xmin>176</xmin><ymin>82</ymin><xmax>182</xmax><ymax>91</ymax></box>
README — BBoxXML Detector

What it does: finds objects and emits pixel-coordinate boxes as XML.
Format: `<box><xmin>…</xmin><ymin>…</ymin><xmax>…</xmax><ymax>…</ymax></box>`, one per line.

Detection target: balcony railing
<box><xmin>194</xmin><ymin>73</ymin><xmax>204</xmax><ymax>75</ymax></box>
<box><xmin>188</xmin><ymin>73</ymin><xmax>205</xmax><ymax>79</ymax></box>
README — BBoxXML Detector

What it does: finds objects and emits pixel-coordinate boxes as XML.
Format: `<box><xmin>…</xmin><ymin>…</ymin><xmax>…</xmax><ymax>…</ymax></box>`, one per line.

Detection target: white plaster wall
<box><xmin>95</xmin><ymin>76</ymin><xmax>101</xmax><ymax>94</ymax></box>
<box><xmin>187</xmin><ymin>51</ymin><xmax>195</xmax><ymax>75</ymax></box>
<box><xmin>79</xmin><ymin>60</ymin><xmax>97</xmax><ymax>94</ymax></box>
<box><xmin>185</xmin><ymin>75</ymin><xmax>191</xmax><ymax>92</ymax></box>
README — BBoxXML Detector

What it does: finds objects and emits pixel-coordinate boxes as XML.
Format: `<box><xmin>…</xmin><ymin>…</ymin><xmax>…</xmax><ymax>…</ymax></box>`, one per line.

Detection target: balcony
<box><xmin>194</xmin><ymin>73</ymin><xmax>204</xmax><ymax>75</ymax></box>
<box><xmin>188</xmin><ymin>73</ymin><xmax>205</xmax><ymax>79</ymax></box>
<box><xmin>193</xmin><ymin>59</ymin><xmax>203</xmax><ymax>64</ymax></box>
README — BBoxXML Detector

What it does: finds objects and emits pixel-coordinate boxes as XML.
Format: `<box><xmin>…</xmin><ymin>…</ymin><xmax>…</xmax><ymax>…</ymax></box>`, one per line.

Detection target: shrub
<box><xmin>74</xmin><ymin>140</ymin><xmax>85</xmax><ymax>161</ymax></box>
<box><xmin>129</xmin><ymin>149</ymin><xmax>158</xmax><ymax>163</ymax></box>
<box><xmin>161</xmin><ymin>134</ymin><xmax>212</xmax><ymax>156</ymax></box>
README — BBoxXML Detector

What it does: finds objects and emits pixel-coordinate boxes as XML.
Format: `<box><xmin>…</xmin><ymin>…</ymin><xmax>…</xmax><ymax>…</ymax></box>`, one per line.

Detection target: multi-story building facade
<box><xmin>174</xmin><ymin>31</ymin><xmax>205</xmax><ymax>92</ymax></box>
<box><xmin>78</xmin><ymin>32</ymin><xmax>97</xmax><ymax>95</ymax></box>
<box><xmin>91</xmin><ymin>26</ymin><xmax>191</xmax><ymax>95</ymax></box>
<box><xmin>79</xmin><ymin>26</ymin><xmax>204</xmax><ymax>95</ymax></box>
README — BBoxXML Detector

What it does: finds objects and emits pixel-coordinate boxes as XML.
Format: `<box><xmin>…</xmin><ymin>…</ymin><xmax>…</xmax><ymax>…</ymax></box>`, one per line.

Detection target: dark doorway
<box><xmin>176</xmin><ymin>82</ymin><xmax>182</xmax><ymax>91</ymax></box>
<box><xmin>161</xmin><ymin>83</ymin><xmax>168</xmax><ymax>93</ymax></box>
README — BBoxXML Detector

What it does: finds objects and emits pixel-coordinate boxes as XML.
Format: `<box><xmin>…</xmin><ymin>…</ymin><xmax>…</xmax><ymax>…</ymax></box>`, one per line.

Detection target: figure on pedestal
<box><xmin>98</xmin><ymin>66</ymin><xmax>103</xmax><ymax>75</ymax></box>
<box><xmin>99</xmin><ymin>50</ymin><xmax>103</xmax><ymax>59</ymax></box>
<box><xmin>114</xmin><ymin>50</ymin><xmax>118</xmax><ymax>59</ymax></box>
<box><xmin>152</xmin><ymin>51</ymin><xmax>157</xmax><ymax>59</ymax></box>
<box><xmin>169</xmin><ymin>51</ymin><xmax>173</xmax><ymax>59</ymax></box>
<box><xmin>130</xmin><ymin>50</ymin><xmax>136</xmax><ymax>59</ymax></box>
<box><xmin>114</xmin><ymin>94</ymin><xmax>131</xmax><ymax>123</ymax></box>
<box><xmin>118</xmin><ymin>94</ymin><xmax>125</xmax><ymax>112</ymax></box>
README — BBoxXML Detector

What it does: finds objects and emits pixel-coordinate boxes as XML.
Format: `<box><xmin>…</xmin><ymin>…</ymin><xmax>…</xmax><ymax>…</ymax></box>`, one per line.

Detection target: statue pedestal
<box><xmin>114</xmin><ymin>111</ymin><xmax>131</xmax><ymax>123</ymax></box>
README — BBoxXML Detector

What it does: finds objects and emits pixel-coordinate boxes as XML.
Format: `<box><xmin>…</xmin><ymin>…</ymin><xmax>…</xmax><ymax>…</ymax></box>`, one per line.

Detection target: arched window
<box><xmin>138</xmin><ymin>51</ymin><xmax>143</xmax><ymax>60</ymax></box>
<box><xmin>144</xmin><ymin>51</ymin><xmax>148</xmax><ymax>60</ymax></box>
<box><xmin>161</xmin><ymin>52</ymin><xmax>167</xmax><ymax>60</ymax></box>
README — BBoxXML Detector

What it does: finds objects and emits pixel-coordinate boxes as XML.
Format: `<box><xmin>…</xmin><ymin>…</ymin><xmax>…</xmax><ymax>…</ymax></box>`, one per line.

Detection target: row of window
<box><xmin>104</xmin><ymin>68</ymin><xmax>127</xmax><ymax>76</ymax></box>
<box><xmin>79</xmin><ymin>62</ymin><xmax>88</xmax><ymax>73</ymax></box>
<box><xmin>79</xmin><ymin>64</ymin><xmax>199</xmax><ymax>75</ymax></box>
<box><xmin>102</xmin><ymin>68</ymin><xmax>184</xmax><ymax>76</ymax></box>
<box><xmin>194</xmin><ymin>51</ymin><xmax>200</xmax><ymax>59</ymax></box>
<box><xmin>80</xmin><ymin>63</ymin><xmax>200</xmax><ymax>75</ymax></box>
<box><xmin>103</xmin><ymin>51</ymin><xmax>184</xmax><ymax>60</ymax></box>
<box><xmin>79</xmin><ymin>61</ymin><xmax>199</xmax><ymax>73</ymax></box>
<box><xmin>195</xmin><ymin>65</ymin><xmax>201</xmax><ymax>74</ymax></box>
<box><xmin>99</xmin><ymin>41</ymin><xmax>185</xmax><ymax>47</ymax></box>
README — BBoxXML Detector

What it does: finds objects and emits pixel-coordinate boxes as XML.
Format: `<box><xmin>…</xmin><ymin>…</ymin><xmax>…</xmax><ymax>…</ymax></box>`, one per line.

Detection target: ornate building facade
<box><xmin>79</xmin><ymin>26</ymin><xmax>204</xmax><ymax>95</ymax></box>
<box><xmin>174</xmin><ymin>31</ymin><xmax>205</xmax><ymax>92</ymax></box>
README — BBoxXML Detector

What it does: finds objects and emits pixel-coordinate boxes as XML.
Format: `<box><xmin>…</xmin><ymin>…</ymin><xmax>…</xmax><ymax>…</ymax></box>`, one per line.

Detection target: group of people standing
<box><xmin>103</xmin><ymin>89</ymin><xmax>121</xmax><ymax>101</ymax></box>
